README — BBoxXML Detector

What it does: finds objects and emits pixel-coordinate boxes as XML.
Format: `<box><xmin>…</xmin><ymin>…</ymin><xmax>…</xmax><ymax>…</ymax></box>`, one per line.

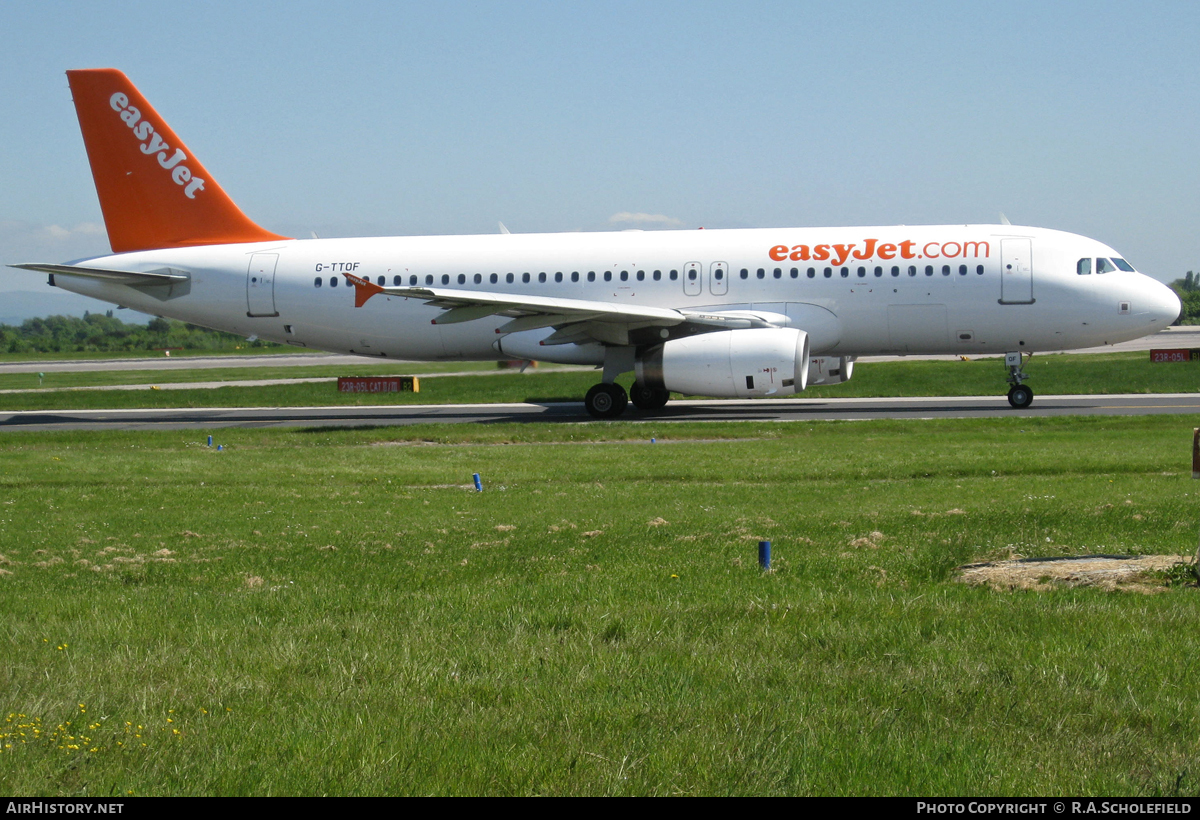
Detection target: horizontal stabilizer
<box><xmin>10</xmin><ymin>262</ymin><xmax>190</xmax><ymax>285</ymax></box>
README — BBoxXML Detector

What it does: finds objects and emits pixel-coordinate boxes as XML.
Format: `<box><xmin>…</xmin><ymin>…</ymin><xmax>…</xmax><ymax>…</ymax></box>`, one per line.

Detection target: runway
<box><xmin>3</xmin><ymin>393</ymin><xmax>1199</xmax><ymax>432</ymax></box>
<box><xmin>1</xmin><ymin>327</ymin><xmax>1196</xmax><ymax>375</ymax></box>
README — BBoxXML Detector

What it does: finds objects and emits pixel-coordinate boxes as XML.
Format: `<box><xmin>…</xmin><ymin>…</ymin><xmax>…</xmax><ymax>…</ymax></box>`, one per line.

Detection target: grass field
<box><xmin>0</xmin><ymin>359</ymin><xmax>557</xmax><ymax>392</ymax></box>
<box><xmin>2</xmin><ymin>416</ymin><xmax>1200</xmax><ymax>795</ymax></box>
<box><xmin>1</xmin><ymin>351</ymin><xmax>1199</xmax><ymax>412</ymax></box>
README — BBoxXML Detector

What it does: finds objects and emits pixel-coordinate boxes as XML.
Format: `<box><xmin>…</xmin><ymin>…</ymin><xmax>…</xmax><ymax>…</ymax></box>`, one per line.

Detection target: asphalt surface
<box><xmin>3</xmin><ymin>393</ymin><xmax>1199</xmax><ymax>432</ymax></box>
<box><xmin>1</xmin><ymin>327</ymin><xmax>1196</xmax><ymax>374</ymax></box>
<box><xmin>2</xmin><ymin>327</ymin><xmax>1197</xmax><ymax>431</ymax></box>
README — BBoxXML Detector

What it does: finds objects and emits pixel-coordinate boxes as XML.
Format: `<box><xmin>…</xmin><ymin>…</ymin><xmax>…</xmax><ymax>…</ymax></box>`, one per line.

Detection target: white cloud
<box><xmin>40</xmin><ymin>222</ymin><xmax>105</xmax><ymax>240</ymax></box>
<box><xmin>0</xmin><ymin>221</ymin><xmax>113</xmax><ymax>272</ymax></box>
<box><xmin>608</xmin><ymin>211</ymin><xmax>684</xmax><ymax>227</ymax></box>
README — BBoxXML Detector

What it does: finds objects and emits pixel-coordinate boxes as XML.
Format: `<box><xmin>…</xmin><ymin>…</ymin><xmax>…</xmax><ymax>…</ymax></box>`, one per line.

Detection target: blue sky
<box><xmin>2</xmin><ymin>0</ymin><xmax>1198</xmax><ymax>317</ymax></box>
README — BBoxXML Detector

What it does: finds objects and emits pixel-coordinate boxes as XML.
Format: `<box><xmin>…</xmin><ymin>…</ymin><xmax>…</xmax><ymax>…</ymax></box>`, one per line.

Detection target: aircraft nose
<box><xmin>1148</xmin><ymin>278</ymin><xmax>1182</xmax><ymax>326</ymax></box>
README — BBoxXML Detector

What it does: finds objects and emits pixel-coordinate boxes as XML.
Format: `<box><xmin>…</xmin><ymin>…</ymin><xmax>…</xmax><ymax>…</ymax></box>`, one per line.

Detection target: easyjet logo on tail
<box><xmin>769</xmin><ymin>239</ymin><xmax>990</xmax><ymax>265</ymax></box>
<box><xmin>109</xmin><ymin>92</ymin><xmax>206</xmax><ymax>199</ymax></box>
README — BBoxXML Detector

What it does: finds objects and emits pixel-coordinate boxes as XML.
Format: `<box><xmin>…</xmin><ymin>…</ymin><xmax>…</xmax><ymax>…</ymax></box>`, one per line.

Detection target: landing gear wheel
<box><xmin>584</xmin><ymin>383</ymin><xmax>629</xmax><ymax>419</ymax></box>
<box><xmin>629</xmin><ymin>382</ymin><xmax>670</xmax><ymax>411</ymax></box>
<box><xmin>1007</xmin><ymin>384</ymin><xmax>1034</xmax><ymax>409</ymax></box>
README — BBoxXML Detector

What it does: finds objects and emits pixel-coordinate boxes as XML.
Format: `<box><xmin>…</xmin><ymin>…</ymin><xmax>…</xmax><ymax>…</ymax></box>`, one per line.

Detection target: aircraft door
<box><xmin>710</xmin><ymin>261</ymin><xmax>728</xmax><ymax>295</ymax></box>
<box><xmin>683</xmin><ymin>262</ymin><xmax>702</xmax><ymax>296</ymax></box>
<box><xmin>246</xmin><ymin>253</ymin><xmax>279</xmax><ymax>317</ymax></box>
<box><xmin>1000</xmin><ymin>239</ymin><xmax>1033</xmax><ymax>304</ymax></box>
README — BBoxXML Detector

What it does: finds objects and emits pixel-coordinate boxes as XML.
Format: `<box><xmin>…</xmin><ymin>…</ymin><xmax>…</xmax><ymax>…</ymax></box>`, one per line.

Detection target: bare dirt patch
<box><xmin>956</xmin><ymin>554</ymin><xmax>1192</xmax><ymax>593</ymax></box>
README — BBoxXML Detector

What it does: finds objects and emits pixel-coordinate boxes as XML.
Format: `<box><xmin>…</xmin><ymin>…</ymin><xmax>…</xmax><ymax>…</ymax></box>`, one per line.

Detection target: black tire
<box><xmin>584</xmin><ymin>383</ymin><xmax>629</xmax><ymax>419</ymax></box>
<box><xmin>629</xmin><ymin>382</ymin><xmax>670</xmax><ymax>411</ymax></box>
<box><xmin>1007</xmin><ymin>384</ymin><xmax>1034</xmax><ymax>409</ymax></box>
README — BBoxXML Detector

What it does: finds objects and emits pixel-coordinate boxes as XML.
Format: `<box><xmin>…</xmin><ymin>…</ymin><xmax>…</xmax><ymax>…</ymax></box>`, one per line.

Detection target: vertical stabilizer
<box><xmin>66</xmin><ymin>69</ymin><xmax>288</xmax><ymax>253</ymax></box>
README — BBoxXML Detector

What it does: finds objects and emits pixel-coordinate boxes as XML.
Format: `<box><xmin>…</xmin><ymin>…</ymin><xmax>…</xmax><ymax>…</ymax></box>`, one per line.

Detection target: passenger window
<box><xmin>924</xmin><ymin>265</ymin><xmax>933</xmax><ymax>276</ymax></box>
<box><xmin>314</xmin><ymin>277</ymin><xmax>322</xmax><ymax>288</ymax></box>
<box><xmin>740</xmin><ymin>268</ymin><xmax>749</xmax><ymax>279</ymax></box>
<box><xmin>571</xmin><ymin>272</ymin><xmax>579</xmax><ymax>282</ymax></box>
<box><xmin>790</xmin><ymin>268</ymin><xmax>799</xmax><ymax>278</ymax></box>
<box><xmin>891</xmin><ymin>266</ymin><xmax>900</xmax><ymax>277</ymax></box>
<box><xmin>857</xmin><ymin>266</ymin><xmax>866</xmax><ymax>278</ymax></box>
<box><xmin>874</xmin><ymin>266</ymin><xmax>883</xmax><ymax>277</ymax></box>
<box><xmin>538</xmin><ymin>272</ymin><xmax>546</xmax><ymax>283</ymax></box>
<box><xmin>620</xmin><ymin>271</ymin><xmax>628</xmax><ymax>281</ymax></box>
<box><xmin>840</xmin><ymin>267</ymin><xmax>849</xmax><ymax>278</ymax></box>
<box><xmin>330</xmin><ymin>277</ymin><xmax>338</xmax><ymax>288</ymax></box>
<box><xmin>653</xmin><ymin>270</ymin><xmax>662</xmax><ymax>280</ymax></box>
<box><xmin>1077</xmin><ymin>258</ymin><xmax>1092</xmax><ymax>275</ymax></box>
<box><xmin>757</xmin><ymin>268</ymin><xmax>765</xmax><ymax>279</ymax></box>
<box><xmin>555</xmin><ymin>272</ymin><xmax>562</xmax><ymax>283</ymax></box>
<box><xmin>687</xmin><ymin>270</ymin><xmax>696</xmax><ymax>281</ymax></box>
<box><xmin>410</xmin><ymin>275</ymin><xmax>418</xmax><ymax>286</ymax></box>
<box><xmin>587</xmin><ymin>271</ymin><xmax>595</xmax><ymax>282</ymax></box>
<box><xmin>474</xmin><ymin>274</ymin><xmax>482</xmax><ymax>284</ymax></box>
<box><xmin>506</xmin><ymin>273</ymin><xmax>514</xmax><ymax>284</ymax></box>
<box><xmin>958</xmin><ymin>264</ymin><xmax>967</xmax><ymax>275</ymax></box>
<box><xmin>976</xmin><ymin>265</ymin><xmax>984</xmax><ymax>275</ymax></box>
<box><xmin>520</xmin><ymin>273</ymin><xmax>528</xmax><ymax>283</ymax></box>
<box><xmin>807</xmin><ymin>267</ymin><xmax>815</xmax><ymax>278</ymax></box>
<box><xmin>442</xmin><ymin>275</ymin><xmax>451</xmax><ymax>285</ymax></box>
<box><xmin>715</xmin><ymin>269</ymin><xmax>724</xmax><ymax>280</ymax></box>
<box><xmin>637</xmin><ymin>270</ymin><xmax>645</xmax><ymax>281</ymax></box>
<box><xmin>425</xmin><ymin>275</ymin><xmax>434</xmax><ymax>285</ymax></box>
<box><xmin>941</xmin><ymin>265</ymin><xmax>950</xmax><ymax>276</ymax></box>
<box><xmin>823</xmin><ymin>267</ymin><xmax>832</xmax><ymax>278</ymax></box>
<box><xmin>908</xmin><ymin>266</ymin><xmax>917</xmax><ymax>276</ymax></box>
<box><xmin>394</xmin><ymin>275</ymin><xmax>403</xmax><ymax>286</ymax></box>
<box><xmin>490</xmin><ymin>273</ymin><xmax>498</xmax><ymax>284</ymax></box>
<box><xmin>1097</xmin><ymin>258</ymin><xmax>1116</xmax><ymax>274</ymax></box>
<box><xmin>605</xmin><ymin>271</ymin><xmax>613</xmax><ymax>282</ymax></box>
<box><xmin>669</xmin><ymin>270</ymin><xmax>678</xmax><ymax>280</ymax></box>
<box><xmin>377</xmin><ymin>276</ymin><xmax>386</xmax><ymax>286</ymax></box>
<box><xmin>457</xmin><ymin>274</ymin><xmax>466</xmax><ymax>285</ymax></box>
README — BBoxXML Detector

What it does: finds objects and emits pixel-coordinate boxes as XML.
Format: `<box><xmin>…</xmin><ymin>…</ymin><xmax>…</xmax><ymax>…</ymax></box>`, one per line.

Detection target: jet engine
<box><xmin>807</xmin><ymin>355</ymin><xmax>855</xmax><ymax>386</ymax></box>
<box><xmin>635</xmin><ymin>328</ymin><xmax>810</xmax><ymax>398</ymax></box>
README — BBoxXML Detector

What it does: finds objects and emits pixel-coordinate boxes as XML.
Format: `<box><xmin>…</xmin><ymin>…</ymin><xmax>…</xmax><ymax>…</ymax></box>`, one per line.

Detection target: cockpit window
<box><xmin>1112</xmin><ymin>258</ymin><xmax>1136</xmax><ymax>272</ymax></box>
<box><xmin>1096</xmin><ymin>258</ymin><xmax>1117</xmax><ymax>274</ymax></box>
<box><xmin>1077</xmin><ymin>258</ymin><xmax>1092</xmax><ymax>275</ymax></box>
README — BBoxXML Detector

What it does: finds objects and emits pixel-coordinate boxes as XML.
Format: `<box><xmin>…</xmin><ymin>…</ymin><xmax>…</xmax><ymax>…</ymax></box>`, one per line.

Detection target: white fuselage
<box><xmin>49</xmin><ymin>224</ymin><xmax>1180</xmax><ymax>365</ymax></box>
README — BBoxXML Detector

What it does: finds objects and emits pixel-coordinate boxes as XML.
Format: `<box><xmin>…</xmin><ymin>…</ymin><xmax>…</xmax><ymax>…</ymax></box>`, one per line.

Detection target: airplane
<box><xmin>10</xmin><ymin>69</ymin><xmax>1183</xmax><ymax>418</ymax></box>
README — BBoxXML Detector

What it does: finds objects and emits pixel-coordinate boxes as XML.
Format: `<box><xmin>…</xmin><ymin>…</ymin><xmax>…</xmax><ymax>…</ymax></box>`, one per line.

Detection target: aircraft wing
<box><xmin>343</xmin><ymin>272</ymin><xmax>777</xmax><ymax>345</ymax></box>
<box><xmin>10</xmin><ymin>263</ymin><xmax>189</xmax><ymax>285</ymax></box>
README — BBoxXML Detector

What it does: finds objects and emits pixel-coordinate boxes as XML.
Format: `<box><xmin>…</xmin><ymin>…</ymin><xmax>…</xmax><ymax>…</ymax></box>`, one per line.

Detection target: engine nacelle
<box><xmin>635</xmin><ymin>328</ymin><xmax>810</xmax><ymax>398</ymax></box>
<box><xmin>807</xmin><ymin>355</ymin><xmax>855</xmax><ymax>385</ymax></box>
<box><xmin>493</xmin><ymin>328</ymin><xmax>605</xmax><ymax>365</ymax></box>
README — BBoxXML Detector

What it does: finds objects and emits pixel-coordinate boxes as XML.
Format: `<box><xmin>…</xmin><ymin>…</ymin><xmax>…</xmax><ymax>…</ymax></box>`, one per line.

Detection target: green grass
<box><xmin>2</xmin><ymin>416</ymin><xmax>1200</xmax><ymax>795</ymax></box>
<box><xmin>0</xmin><ymin>346</ymin><xmax>289</xmax><ymax>363</ymax></box>
<box><xmin>0</xmin><ymin>360</ymin><xmax>578</xmax><ymax>391</ymax></box>
<box><xmin>1</xmin><ymin>351</ymin><xmax>1197</xmax><ymax>412</ymax></box>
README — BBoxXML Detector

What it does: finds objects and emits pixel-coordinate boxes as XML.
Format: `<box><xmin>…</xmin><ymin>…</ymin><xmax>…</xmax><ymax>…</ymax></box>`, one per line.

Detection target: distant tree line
<box><xmin>1169</xmin><ymin>272</ymin><xmax>1200</xmax><ymax>325</ymax></box>
<box><xmin>0</xmin><ymin>312</ymin><xmax>279</xmax><ymax>354</ymax></box>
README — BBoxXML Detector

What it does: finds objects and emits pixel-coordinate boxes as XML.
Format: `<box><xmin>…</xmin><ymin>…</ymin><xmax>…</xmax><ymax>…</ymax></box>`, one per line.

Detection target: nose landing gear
<box><xmin>1005</xmin><ymin>351</ymin><xmax>1033</xmax><ymax>408</ymax></box>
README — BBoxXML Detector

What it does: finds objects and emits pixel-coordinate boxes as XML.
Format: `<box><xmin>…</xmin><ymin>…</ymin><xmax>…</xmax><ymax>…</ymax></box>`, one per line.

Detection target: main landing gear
<box><xmin>1005</xmin><ymin>351</ymin><xmax>1034</xmax><ymax>409</ymax></box>
<box><xmin>584</xmin><ymin>383</ymin><xmax>628</xmax><ymax>419</ymax></box>
<box><xmin>585</xmin><ymin>345</ymin><xmax>660</xmax><ymax>419</ymax></box>
<box><xmin>629</xmin><ymin>382</ymin><xmax>670</xmax><ymax>412</ymax></box>
<box><xmin>584</xmin><ymin>381</ymin><xmax>670</xmax><ymax>417</ymax></box>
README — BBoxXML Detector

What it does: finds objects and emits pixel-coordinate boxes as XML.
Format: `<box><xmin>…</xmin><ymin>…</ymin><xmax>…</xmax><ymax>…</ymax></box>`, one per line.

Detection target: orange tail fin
<box><xmin>67</xmin><ymin>69</ymin><xmax>289</xmax><ymax>253</ymax></box>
